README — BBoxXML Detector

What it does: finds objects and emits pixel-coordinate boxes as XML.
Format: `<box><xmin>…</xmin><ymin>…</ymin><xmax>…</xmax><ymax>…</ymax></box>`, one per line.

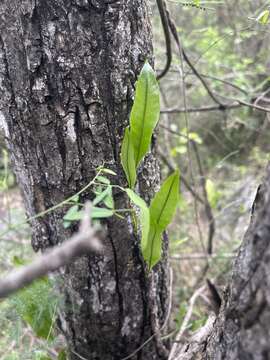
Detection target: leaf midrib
<box><xmin>126</xmin><ymin>129</ymin><xmax>132</xmax><ymax>187</ymax></box>
<box><xmin>148</xmin><ymin>225</ymin><xmax>158</xmax><ymax>269</ymax></box>
<box><xmin>135</xmin><ymin>76</ymin><xmax>149</xmax><ymax>167</ymax></box>
<box><xmin>156</xmin><ymin>176</ymin><xmax>176</xmax><ymax>226</ymax></box>
<box><xmin>148</xmin><ymin>175</ymin><xmax>177</xmax><ymax>268</ymax></box>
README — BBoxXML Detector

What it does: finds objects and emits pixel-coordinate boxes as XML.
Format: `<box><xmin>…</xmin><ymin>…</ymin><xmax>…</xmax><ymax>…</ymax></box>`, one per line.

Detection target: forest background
<box><xmin>0</xmin><ymin>0</ymin><xmax>270</xmax><ymax>359</ymax></box>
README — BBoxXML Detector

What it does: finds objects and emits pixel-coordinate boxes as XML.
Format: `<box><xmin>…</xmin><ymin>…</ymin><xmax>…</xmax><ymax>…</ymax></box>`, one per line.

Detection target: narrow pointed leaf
<box><xmin>149</xmin><ymin>170</ymin><xmax>180</xmax><ymax>230</ymax></box>
<box><xmin>120</xmin><ymin>127</ymin><xmax>136</xmax><ymax>188</ymax></box>
<box><xmin>143</xmin><ymin>224</ymin><xmax>163</xmax><ymax>269</ymax></box>
<box><xmin>144</xmin><ymin>170</ymin><xmax>180</xmax><ymax>269</ymax></box>
<box><xmin>125</xmin><ymin>189</ymin><xmax>150</xmax><ymax>251</ymax></box>
<box><xmin>130</xmin><ymin>62</ymin><xmax>160</xmax><ymax>168</ymax></box>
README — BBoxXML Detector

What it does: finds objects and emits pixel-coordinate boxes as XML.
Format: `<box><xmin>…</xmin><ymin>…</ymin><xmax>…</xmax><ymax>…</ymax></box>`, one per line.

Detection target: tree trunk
<box><xmin>0</xmin><ymin>1</ymin><xmax>169</xmax><ymax>359</ymax></box>
<box><xmin>176</xmin><ymin>166</ymin><xmax>270</xmax><ymax>360</ymax></box>
<box><xmin>203</xmin><ymin>168</ymin><xmax>270</xmax><ymax>360</ymax></box>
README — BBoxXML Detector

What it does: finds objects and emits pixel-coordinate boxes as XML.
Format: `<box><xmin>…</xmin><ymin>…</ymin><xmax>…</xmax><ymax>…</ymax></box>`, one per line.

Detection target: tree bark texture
<box><xmin>0</xmin><ymin>1</ymin><xmax>169</xmax><ymax>359</ymax></box>
<box><xmin>203</xmin><ymin>169</ymin><xmax>270</xmax><ymax>360</ymax></box>
<box><xmin>178</xmin><ymin>167</ymin><xmax>270</xmax><ymax>360</ymax></box>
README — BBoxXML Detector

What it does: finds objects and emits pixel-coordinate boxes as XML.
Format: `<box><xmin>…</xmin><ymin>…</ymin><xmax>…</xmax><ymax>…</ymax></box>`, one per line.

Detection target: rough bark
<box><xmin>177</xmin><ymin>166</ymin><xmax>270</xmax><ymax>360</ymax></box>
<box><xmin>203</xmin><ymin>170</ymin><xmax>270</xmax><ymax>360</ymax></box>
<box><xmin>0</xmin><ymin>1</ymin><xmax>169</xmax><ymax>359</ymax></box>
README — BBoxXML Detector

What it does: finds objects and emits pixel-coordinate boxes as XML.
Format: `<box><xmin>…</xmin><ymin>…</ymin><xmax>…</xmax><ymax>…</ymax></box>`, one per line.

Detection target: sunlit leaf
<box><xmin>257</xmin><ymin>9</ymin><xmax>269</xmax><ymax>25</ymax></box>
<box><xmin>130</xmin><ymin>62</ymin><xmax>160</xmax><ymax>168</ymax></box>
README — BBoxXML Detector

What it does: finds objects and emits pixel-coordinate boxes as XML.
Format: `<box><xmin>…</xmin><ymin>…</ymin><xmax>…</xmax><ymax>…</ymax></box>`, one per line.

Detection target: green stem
<box><xmin>0</xmin><ymin>169</ymin><xmax>103</xmax><ymax>239</ymax></box>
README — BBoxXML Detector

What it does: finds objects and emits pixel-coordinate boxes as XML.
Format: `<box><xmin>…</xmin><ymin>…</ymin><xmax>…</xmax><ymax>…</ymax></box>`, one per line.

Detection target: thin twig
<box><xmin>199</xmin><ymin>73</ymin><xmax>249</xmax><ymax>95</ymax></box>
<box><xmin>0</xmin><ymin>169</ymin><xmax>103</xmax><ymax>240</ymax></box>
<box><xmin>161</xmin><ymin>97</ymin><xmax>270</xmax><ymax>114</ymax></box>
<box><xmin>156</xmin><ymin>0</ymin><xmax>172</xmax><ymax>80</ymax></box>
<box><xmin>168</xmin><ymin>9</ymin><xmax>207</xmax><ymax>256</ymax></box>
<box><xmin>190</xmin><ymin>140</ymin><xmax>215</xmax><ymax>254</ymax></box>
<box><xmin>0</xmin><ymin>203</ymin><xmax>102</xmax><ymax>298</ymax></box>
<box><xmin>254</xmin><ymin>87</ymin><xmax>270</xmax><ymax>106</ymax></box>
<box><xmin>167</xmin><ymin>14</ymin><xmax>225</xmax><ymax>107</ymax></box>
<box><xmin>237</xmin><ymin>98</ymin><xmax>270</xmax><ymax>112</ymax></box>
<box><xmin>160</xmin><ymin>103</ymin><xmax>241</xmax><ymax>113</ymax></box>
<box><xmin>170</xmin><ymin>253</ymin><xmax>236</xmax><ymax>260</ymax></box>
<box><xmin>70</xmin><ymin>349</ymin><xmax>89</xmax><ymax>360</ymax></box>
<box><xmin>163</xmin><ymin>68</ymin><xmax>249</xmax><ymax>95</ymax></box>
<box><xmin>168</xmin><ymin>285</ymin><xmax>206</xmax><ymax>360</ymax></box>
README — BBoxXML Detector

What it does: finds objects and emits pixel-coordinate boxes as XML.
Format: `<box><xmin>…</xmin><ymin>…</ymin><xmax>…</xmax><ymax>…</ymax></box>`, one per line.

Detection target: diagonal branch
<box><xmin>160</xmin><ymin>98</ymin><xmax>270</xmax><ymax>114</ymax></box>
<box><xmin>160</xmin><ymin>103</ymin><xmax>240</xmax><ymax>113</ymax></box>
<box><xmin>168</xmin><ymin>285</ymin><xmax>207</xmax><ymax>360</ymax></box>
<box><xmin>0</xmin><ymin>203</ymin><xmax>103</xmax><ymax>299</ymax></box>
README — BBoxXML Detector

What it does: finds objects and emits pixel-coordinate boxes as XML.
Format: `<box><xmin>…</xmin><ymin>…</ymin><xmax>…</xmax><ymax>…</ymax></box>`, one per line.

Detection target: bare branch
<box><xmin>161</xmin><ymin>68</ymin><xmax>250</xmax><ymax>95</ymax></box>
<box><xmin>198</xmin><ymin>73</ymin><xmax>249</xmax><ymax>95</ymax></box>
<box><xmin>161</xmin><ymin>103</ymin><xmax>241</xmax><ymax>113</ymax></box>
<box><xmin>161</xmin><ymin>97</ymin><xmax>270</xmax><ymax>114</ymax></box>
<box><xmin>156</xmin><ymin>0</ymin><xmax>172</xmax><ymax>80</ymax></box>
<box><xmin>236</xmin><ymin>98</ymin><xmax>270</xmax><ymax>112</ymax></box>
<box><xmin>0</xmin><ymin>203</ymin><xmax>103</xmax><ymax>299</ymax></box>
<box><xmin>170</xmin><ymin>253</ymin><xmax>236</xmax><ymax>261</ymax></box>
<box><xmin>190</xmin><ymin>140</ymin><xmax>215</xmax><ymax>255</ymax></box>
